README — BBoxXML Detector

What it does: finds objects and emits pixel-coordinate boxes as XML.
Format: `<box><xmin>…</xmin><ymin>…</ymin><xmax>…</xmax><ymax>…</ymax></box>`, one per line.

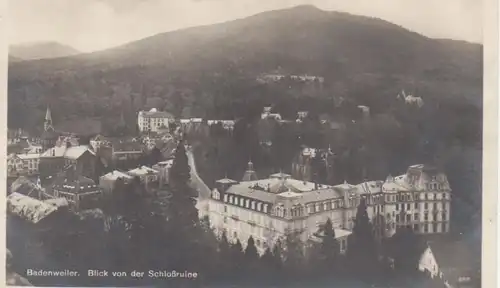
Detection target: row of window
<box><xmin>395</xmin><ymin>192</ymin><xmax>449</xmax><ymax>202</ymax></box>
<box><xmin>222</xmin><ymin>194</ymin><xmax>270</xmax><ymax>213</ymax></box>
<box><xmin>395</xmin><ymin>212</ymin><xmax>448</xmax><ymax>222</ymax></box>
<box><xmin>396</xmin><ymin>202</ymin><xmax>449</xmax><ymax>211</ymax></box>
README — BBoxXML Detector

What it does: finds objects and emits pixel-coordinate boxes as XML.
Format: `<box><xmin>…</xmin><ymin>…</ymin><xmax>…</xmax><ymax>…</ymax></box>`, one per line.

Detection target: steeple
<box><xmin>44</xmin><ymin>105</ymin><xmax>53</xmax><ymax>131</ymax></box>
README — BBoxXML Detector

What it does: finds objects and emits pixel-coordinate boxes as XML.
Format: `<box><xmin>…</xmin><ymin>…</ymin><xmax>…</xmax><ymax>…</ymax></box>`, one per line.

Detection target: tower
<box><xmin>44</xmin><ymin>106</ymin><xmax>54</xmax><ymax>131</ymax></box>
<box><xmin>242</xmin><ymin>160</ymin><xmax>258</xmax><ymax>182</ymax></box>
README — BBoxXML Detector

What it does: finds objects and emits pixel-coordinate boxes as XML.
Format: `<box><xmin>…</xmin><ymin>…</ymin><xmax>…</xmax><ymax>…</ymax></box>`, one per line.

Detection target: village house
<box><xmin>39</xmin><ymin>138</ymin><xmax>97</xmax><ymax>180</ymax></box>
<box><xmin>89</xmin><ymin>134</ymin><xmax>112</xmax><ymax>151</ymax></box>
<box><xmin>9</xmin><ymin>176</ymin><xmax>44</xmax><ymax>199</ymax></box>
<box><xmin>7</xmin><ymin>153</ymin><xmax>41</xmax><ymax>177</ymax></box>
<box><xmin>127</xmin><ymin>166</ymin><xmax>160</xmax><ymax>187</ymax></box>
<box><xmin>45</xmin><ymin>167</ymin><xmax>102</xmax><ymax>212</ymax></box>
<box><xmin>99</xmin><ymin>170</ymin><xmax>135</xmax><ymax>194</ymax></box>
<box><xmin>137</xmin><ymin>108</ymin><xmax>175</xmax><ymax>133</ymax></box>
<box><xmin>152</xmin><ymin>159</ymin><xmax>174</xmax><ymax>188</ymax></box>
<box><xmin>418</xmin><ymin>240</ymin><xmax>480</xmax><ymax>288</ymax></box>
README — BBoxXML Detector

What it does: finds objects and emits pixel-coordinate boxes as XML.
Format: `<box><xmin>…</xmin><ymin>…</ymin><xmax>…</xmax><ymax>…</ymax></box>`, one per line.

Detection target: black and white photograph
<box><xmin>4</xmin><ymin>0</ymin><xmax>493</xmax><ymax>287</ymax></box>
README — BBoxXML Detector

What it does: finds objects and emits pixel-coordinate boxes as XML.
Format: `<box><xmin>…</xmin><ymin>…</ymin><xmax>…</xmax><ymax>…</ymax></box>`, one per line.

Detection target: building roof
<box><xmin>7</xmin><ymin>192</ymin><xmax>59</xmax><ymax>224</ymax></box>
<box><xmin>102</xmin><ymin>170</ymin><xmax>135</xmax><ymax>181</ymax></box>
<box><xmin>216</xmin><ymin>178</ymin><xmax>239</xmax><ymax>184</ymax></box>
<box><xmin>10</xmin><ymin>176</ymin><xmax>43</xmax><ymax>197</ymax></box>
<box><xmin>128</xmin><ymin>166</ymin><xmax>159</xmax><ymax>176</ymax></box>
<box><xmin>113</xmin><ymin>141</ymin><xmax>143</xmax><ymax>152</ymax></box>
<box><xmin>44</xmin><ymin>198</ymin><xmax>70</xmax><ymax>208</ymax></box>
<box><xmin>139</xmin><ymin>109</ymin><xmax>174</xmax><ymax>119</ymax></box>
<box><xmin>355</xmin><ymin>181</ymin><xmax>384</xmax><ymax>194</ymax></box>
<box><xmin>17</xmin><ymin>153</ymin><xmax>41</xmax><ymax>160</ymax></box>
<box><xmin>427</xmin><ymin>240</ymin><xmax>478</xmax><ymax>271</ymax></box>
<box><xmin>310</xmin><ymin>229</ymin><xmax>352</xmax><ymax>242</ymax></box>
<box><xmin>53</xmin><ymin>176</ymin><xmax>100</xmax><ymax>194</ymax></box>
<box><xmin>41</xmin><ymin>144</ymin><xmax>95</xmax><ymax>159</ymax></box>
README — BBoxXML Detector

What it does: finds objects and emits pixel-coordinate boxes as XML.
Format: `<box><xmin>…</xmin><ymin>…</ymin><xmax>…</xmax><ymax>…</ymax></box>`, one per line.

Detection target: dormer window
<box><xmin>263</xmin><ymin>204</ymin><xmax>268</xmax><ymax>213</ymax></box>
<box><xmin>251</xmin><ymin>201</ymin><xmax>255</xmax><ymax>210</ymax></box>
<box><xmin>257</xmin><ymin>203</ymin><xmax>262</xmax><ymax>211</ymax></box>
<box><xmin>229</xmin><ymin>195</ymin><xmax>233</xmax><ymax>204</ymax></box>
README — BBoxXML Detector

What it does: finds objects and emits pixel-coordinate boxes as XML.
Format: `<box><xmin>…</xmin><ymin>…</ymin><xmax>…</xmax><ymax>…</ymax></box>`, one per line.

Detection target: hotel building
<box><xmin>207</xmin><ymin>162</ymin><xmax>451</xmax><ymax>254</ymax></box>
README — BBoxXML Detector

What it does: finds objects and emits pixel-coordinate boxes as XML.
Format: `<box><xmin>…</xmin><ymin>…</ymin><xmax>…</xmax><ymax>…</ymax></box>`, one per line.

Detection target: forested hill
<box><xmin>8</xmin><ymin>5</ymin><xmax>481</xmax><ymax>130</ymax></box>
<box><xmin>9</xmin><ymin>41</ymin><xmax>80</xmax><ymax>61</ymax></box>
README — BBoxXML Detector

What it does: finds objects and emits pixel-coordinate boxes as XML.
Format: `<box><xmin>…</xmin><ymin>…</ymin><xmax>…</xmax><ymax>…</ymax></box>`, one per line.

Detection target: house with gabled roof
<box><xmin>418</xmin><ymin>240</ymin><xmax>480</xmax><ymax>288</ymax></box>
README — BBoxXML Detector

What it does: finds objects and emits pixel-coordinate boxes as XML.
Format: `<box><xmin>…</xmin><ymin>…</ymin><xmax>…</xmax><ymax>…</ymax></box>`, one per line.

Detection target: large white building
<box><xmin>137</xmin><ymin>108</ymin><xmax>174</xmax><ymax>133</ymax></box>
<box><xmin>207</xmin><ymin>163</ymin><xmax>451</xmax><ymax>254</ymax></box>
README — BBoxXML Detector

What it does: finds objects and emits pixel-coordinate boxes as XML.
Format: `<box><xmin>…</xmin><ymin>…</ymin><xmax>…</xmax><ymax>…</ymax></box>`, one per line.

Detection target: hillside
<box><xmin>8</xmin><ymin>5</ymin><xmax>482</xmax><ymax>130</ymax></box>
<box><xmin>9</xmin><ymin>41</ymin><xmax>80</xmax><ymax>61</ymax></box>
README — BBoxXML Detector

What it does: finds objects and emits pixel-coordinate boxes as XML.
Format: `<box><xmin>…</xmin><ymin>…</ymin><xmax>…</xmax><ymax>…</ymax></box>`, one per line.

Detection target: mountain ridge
<box><xmin>8</xmin><ymin>5</ymin><xmax>482</xmax><ymax>130</ymax></box>
<box><xmin>9</xmin><ymin>41</ymin><xmax>80</xmax><ymax>61</ymax></box>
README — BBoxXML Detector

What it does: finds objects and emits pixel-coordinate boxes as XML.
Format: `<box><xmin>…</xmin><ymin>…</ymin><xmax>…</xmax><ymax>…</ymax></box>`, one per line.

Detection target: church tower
<box><xmin>44</xmin><ymin>106</ymin><xmax>54</xmax><ymax>131</ymax></box>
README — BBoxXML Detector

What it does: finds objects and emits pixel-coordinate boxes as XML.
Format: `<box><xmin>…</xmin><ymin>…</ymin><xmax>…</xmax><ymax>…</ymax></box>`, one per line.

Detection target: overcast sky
<box><xmin>9</xmin><ymin>0</ymin><xmax>482</xmax><ymax>52</ymax></box>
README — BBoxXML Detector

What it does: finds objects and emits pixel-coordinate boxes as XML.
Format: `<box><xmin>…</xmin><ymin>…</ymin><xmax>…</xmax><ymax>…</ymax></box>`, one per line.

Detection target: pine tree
<box><xmin>243</xmin><ymin>236</ymin><xmax>259</xmax><ymax>281</ymax></box>
<box><xmin>216</xmin><ymin>231</ymin><xmax>232</xmax><ymax>282</ymax></box>
<box><xmin>282</xmin><ymin>229</ymin><xmax>305</xmax><ymax>281</ymax></box>
<box><xmin>165</xmin><ymin>140</ymin><xmax>201</xmax><ymax>271</ymax></box>
<box><xmin>318</xmin><ymin>218</ymin><xmax>340</xmax><ymax>272</ymax></box>
<box><xmin>230</xmin><ymin>239</ymin><xmax>245</xmax><ymax>281</ymax></box>
<box><xmin>388</xmin><ymin>225</ymin><xmax>422</xmax><ymax>275</ymax></box>
<box><xmin>346</xmin><ymin>198</ymin><xmax>378</xmax><ymax>280</ymax></box>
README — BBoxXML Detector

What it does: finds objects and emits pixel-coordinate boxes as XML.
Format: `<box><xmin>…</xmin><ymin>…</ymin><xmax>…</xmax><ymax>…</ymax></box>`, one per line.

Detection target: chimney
<box><xmin>314</xmin><ymin>182</ymin><xmax>318</xmax><ymax>190</ymax></box>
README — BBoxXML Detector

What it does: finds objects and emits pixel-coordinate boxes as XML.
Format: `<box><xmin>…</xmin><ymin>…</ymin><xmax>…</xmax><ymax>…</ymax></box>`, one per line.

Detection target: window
<box><xmin>224</xmin><ymin>217</ymin><xmax>227</xmax><ymax>223</ymax></box>
<box><xmin>414</xmin><ymin>203</ymin><xmax>418</xmax><ymax>209</ymax></box>
<box><xmin>239</xmin><ymin>198</ymin><xmax>244</xmax><ymax>206</ymax></box>
<box><xmin>433</xmin><ymin>203</ymin><xmax>437</xmax><ymax>210</ymax></box>
<box><xmin>424</xmin><ymin>225</ymin><xmax>428</xmax><ymax>233</ymax></box>
<box><xmin>263</xmin><ymin>205</ymin><xmax>268</xmax><ymax>213</ymax></box>
<box><xmin>413</xmin><ymin>224</ymin><xmax>418</xmax><ymax>231</ymax></box>
<box><xmin>433</xmin><ymin>224</ymin><xmax>438</xmax><ymax>233</ymax></box>
<box><xmin>406</xmin><ymin>214</ymin><xmax>411</xmax><ymax>222</ymax></box>
<box><xmin>223</xmin><ymin>194</ymin><xmax>228</xmax><ymax>202</ymax></box>
<box><xmin>424</xmin><ymin>203</ymin><xmax>428</xmax><ymax>210</ymax></box>
<box><xmin>406</xmin><ymin>203</ymin><xmax>411</xmax><ymax>210</ymax></box>
<box><xmin>251</xmin><ymin>201</ymin><xmax>255</xmax><ymax>210</ymax></box>
<box><xmin>424</xmin><ymin>213</ymin><xmax>428</xmax><ymax>221</ymax></box>
<box><xmin>233</xmin><ymin>231</ymin><xmax>237</xmax><ymax>238</ymax></box>
<box><xmin>256</xmin><ymin>240</ymin><xmax>261</xmax><ymax>247</ymax></box>
<box><xmin>396</xmin><ymin>204</ymin><xmax>399</xmax><ymax>210</ymax></box>
<box><xmin>424</xmin><ymin>194</ymin><xmax>428</xmax><ymax>200</ymax></box>
<box><xmin>442</xmin><ymin>212</ymin><xmax>446</xmax><ymax>221</ymax></box>
<box><xmin>395</xmin><ymin>215</ymin><xmax>400</xmax><ymax>222</ymax></box>
<box><xmin>442</xmin><ymin>223</ymin><xmax>447</xmax><ymax>232</ymax></box>
<box><xmin>323</xmin><ymin>202</ymin><xmax>328</xmax><ymax>210</ymax></box>
<box><xmin>224</xmin><ymin>206</ymin><xmax>228</xmax><ymax>213</ymax></box>
<box><xmin>414</xmin><ymin>213</ymin><xmax>419</xmax><ymax>220</ymax></box>
<box><xmin>229</xmin><ymin>196</ymin><xmax>233</xmax><ymax>204</ymax></box>
<box><xmin>245</xmin><ymin>199</ymin><xmax>250</xmax><ymax>208</ymax></box>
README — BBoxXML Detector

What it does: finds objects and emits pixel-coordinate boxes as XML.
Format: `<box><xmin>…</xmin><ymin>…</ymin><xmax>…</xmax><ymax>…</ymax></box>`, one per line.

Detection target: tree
<box><xmin>346</xmin><ymin>198</ymin><xmax>379</xmax><ymax>280</ymax></box>
<box><xmin>229</xmin><ymin>239</ymin><xmax>245</xmax><ymax>280</ymax></box>
<box><xmin>318</xmin><ymin>218</ymin><xmax>340</xmax><ymax>271</ymax></box>
<box><xmin>165</xmin><ymin>140</ymin><xmax>201</xmax><ymax>271</ymax></box>
<box><xmin>243</xmin><ymin>236</ymin><xmax>259</xmax><ymax>280</ymax></box>
<box><xmin>387</xmin><ymin>226</ymin><xmax>422</xmax><ymax>275</ymax></box>
<box><xmin>282</xmin><ymin>230</ymin><xmax>306</xmax><ymax>281</ymax></box>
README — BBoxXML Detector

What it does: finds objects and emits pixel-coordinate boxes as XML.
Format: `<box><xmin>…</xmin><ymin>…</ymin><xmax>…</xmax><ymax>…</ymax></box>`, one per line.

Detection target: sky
<box><xmin>8</xmin><ymin>0</ymin><xmax>482</xmax><ymax>52</ymax></box>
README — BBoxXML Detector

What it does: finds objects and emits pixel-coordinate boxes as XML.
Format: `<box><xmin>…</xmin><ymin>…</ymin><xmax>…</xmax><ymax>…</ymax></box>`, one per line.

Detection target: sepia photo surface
<box><xmin>4</xmin><ymin>0</ymin><xmax>491</xmax><ymax>287</ymax></box>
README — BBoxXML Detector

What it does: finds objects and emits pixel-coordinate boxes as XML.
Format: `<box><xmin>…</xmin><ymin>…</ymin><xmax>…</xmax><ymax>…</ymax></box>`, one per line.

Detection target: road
<box><xmin>186</xmin><ymin>146</ymin><xmax>211</xmax><ymax>216</ymax></box>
